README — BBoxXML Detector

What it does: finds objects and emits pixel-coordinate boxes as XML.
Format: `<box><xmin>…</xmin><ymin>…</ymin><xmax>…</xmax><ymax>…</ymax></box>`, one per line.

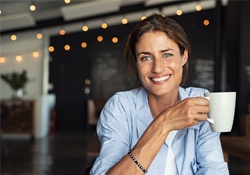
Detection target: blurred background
<box><xmin>0</xmin><ymin>0</ymin><xmax>250</xmax><ymax>174</ymax></box>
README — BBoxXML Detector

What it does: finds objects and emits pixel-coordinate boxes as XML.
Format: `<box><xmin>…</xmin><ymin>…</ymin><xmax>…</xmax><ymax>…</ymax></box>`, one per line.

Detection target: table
<box><xmin>1</xmin><ymin>99</ymin><xmax>35</xmax><ymax>138</ymax></box>
<box><xmin>220</xmin><ymin>136</ymin><xmax>250</xmax><ymax>163</ymax></box>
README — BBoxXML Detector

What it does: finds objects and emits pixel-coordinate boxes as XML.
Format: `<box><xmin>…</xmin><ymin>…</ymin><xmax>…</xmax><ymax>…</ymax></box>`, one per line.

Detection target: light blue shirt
<box><xmin>90</xmin><ymin>87</ymin><xmax>229</xmax><ymax>175</ymax></box>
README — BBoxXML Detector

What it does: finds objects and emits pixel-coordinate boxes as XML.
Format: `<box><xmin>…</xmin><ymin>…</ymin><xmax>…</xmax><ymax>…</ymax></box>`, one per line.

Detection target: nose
<box><xmin>152</xmin><ymin>58</ymin><xmax>164</xmax><ymax>73</ymax></box>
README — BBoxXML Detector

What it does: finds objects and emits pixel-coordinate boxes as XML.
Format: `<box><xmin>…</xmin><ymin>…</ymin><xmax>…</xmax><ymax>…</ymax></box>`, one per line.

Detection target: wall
<box><xmin>0</xmin><ymin>32</ymin><xmax>45</xmax><ymax>99</ymax></box>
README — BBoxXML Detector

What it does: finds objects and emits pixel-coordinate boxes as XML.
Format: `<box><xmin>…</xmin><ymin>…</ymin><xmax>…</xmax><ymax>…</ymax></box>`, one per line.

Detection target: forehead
<box><xmin>136</xmin><ymin>31</ymin><xmax>178</xmax><ymax>50</ymax></box>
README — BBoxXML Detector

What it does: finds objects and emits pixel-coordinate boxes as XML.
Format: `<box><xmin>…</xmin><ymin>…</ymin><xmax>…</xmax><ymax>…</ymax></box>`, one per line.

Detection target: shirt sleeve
<box><xmin>195</xmin><ymin>121</ymin><xmax>229</xmax><ymax>175</ymax></box>
<box><xmin>90</xmin><ymin>94</ymin><xmax>132</xmax><ymax>175</ymax></box>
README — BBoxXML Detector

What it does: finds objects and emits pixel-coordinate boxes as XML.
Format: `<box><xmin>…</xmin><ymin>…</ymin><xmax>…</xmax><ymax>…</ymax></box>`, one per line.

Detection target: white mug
<box><xmin>204</xmin><ymin>92</ymin><xmax>236</xmax><ymax>132</ymax></box>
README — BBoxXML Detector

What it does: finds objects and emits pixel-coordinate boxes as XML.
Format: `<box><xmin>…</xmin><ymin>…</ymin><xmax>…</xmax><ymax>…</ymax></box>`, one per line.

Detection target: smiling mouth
<box><xmin>151</xmin><ymin>75</ymin><xmax>171</xmax><ymax>82</ymax></box>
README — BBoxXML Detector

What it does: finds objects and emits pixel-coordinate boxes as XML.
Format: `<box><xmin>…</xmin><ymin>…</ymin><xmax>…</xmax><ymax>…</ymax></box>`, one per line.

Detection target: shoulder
<box><xmin>179</xmin><ymin>86</ymin><xmax>210</xmax><ymax>98</ymax></box>
<box><xmin>106</xmin><ymin>87</ymin><xmax>145</xmax><ymax>107</ymax></box>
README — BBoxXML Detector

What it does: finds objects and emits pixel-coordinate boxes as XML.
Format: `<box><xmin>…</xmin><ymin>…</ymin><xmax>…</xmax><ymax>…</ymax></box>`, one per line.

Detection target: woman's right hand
<box><xmin>158</xmin><ymin>97</ymin><xmax>210</xmax><ymax>132</ymax></box>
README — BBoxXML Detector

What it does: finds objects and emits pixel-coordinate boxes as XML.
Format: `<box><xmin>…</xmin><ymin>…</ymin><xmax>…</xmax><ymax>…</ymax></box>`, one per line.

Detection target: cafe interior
<box><xmin>0</xmin><ymin>0</ymin><xmax>250</xmax><ymax>174</ymax></box>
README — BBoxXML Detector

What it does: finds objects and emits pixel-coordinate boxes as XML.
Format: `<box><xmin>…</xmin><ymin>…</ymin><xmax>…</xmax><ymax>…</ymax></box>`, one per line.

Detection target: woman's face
<box><xmin>135</xmin><ymin>31</ymin><xmax>188</xmax><ymax>97</ymax></box>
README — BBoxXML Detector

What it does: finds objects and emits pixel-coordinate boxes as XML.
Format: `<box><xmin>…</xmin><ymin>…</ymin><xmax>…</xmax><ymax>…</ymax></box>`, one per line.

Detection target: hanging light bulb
<box><xmin>64</xmin><ymin>0</ymin><xmax>71</xmax><ymax>4</ymax></box>
<box><xmin>112</xmin><ymin>37</ymin><xmax>118</xmax><ymax>43</ymax></box>
<box><xmin>11</xmin><ymin>34</ymin><xmax>17</xmax><ymax>41</ymax></box>
<box><xmin>16</xmin><ymin>55</ymin><xmax>22</xmax><ymax>62</ymax></box>
<box><xmin>59</xmin><ymin>29</ymin><xmax>66</xmax><ymax>35</ymax></box>
<box><xmin>141</xmin><ymin>15</ymin><xmax>147</xmax><ymax>20</ymax></box>
<box><xmin>36</xmin><ymin>32</ymin><xmax>43</xmax><ymax>39</ymax></box>
<box><xmin>48</xmin><ymin>46</ymin><xmax>55</xmax><ymax>52</ymax></box>
<box><xmin>176</xmin><ymin>9</ymin><xmax>182</xmax><ymax>16</ymax></box>
<box><xmin>121</xmin><ymin>17</ymin><xmax>128</xmax><ymax>24</ymax></box>
<box><xmin>196</xmin><ymin>4</ymin><xmax>202</xmax><ymax>11</ymax></box>
<box><xmin>203</xmin><ymin>19</ymin><xmax>210</xmax><ymax>26</ymax></box>
<box><xmin>33</xmin><ymin>51</ymin><xmax>39</xmax><ymax>58</ymax></box>
<box><xmin>97</xmin><ymin>36</ymin><xmax>103</xmax><ymax>42</ymax></box>
<box><xmin>81</xmin><ymin>42</ymin><xmax>87</xmax><ymax>48</ymax></box>
<box><xmin>30</xmin><ymin>1</ymin><xmax>36</xmax><ymax>11</ymax></box>
<box><xmin>64</xmin><ymin>44</ymin><xmax>70</xmax><ymax>51</ymax></box>
<box><xmin>101</xmin><ymin>22</ymin><xmax>108</xmax><ymax>29</ymax></box>
<box><xmin>0</xmin><ymin>56</ymin><xmax>6</xmax><ymax>63</ymax></box>
<box><xmin>82</xmin><ymin>25</ymin><xmax>88</xmax><ymax>32</ymax></box>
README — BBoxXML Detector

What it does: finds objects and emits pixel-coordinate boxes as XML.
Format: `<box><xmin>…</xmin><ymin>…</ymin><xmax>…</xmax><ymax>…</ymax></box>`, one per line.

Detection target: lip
<box><xmin>150</xmin><ymin>75</ymin><xmax>171</xmax><ymax>83</ymax></box>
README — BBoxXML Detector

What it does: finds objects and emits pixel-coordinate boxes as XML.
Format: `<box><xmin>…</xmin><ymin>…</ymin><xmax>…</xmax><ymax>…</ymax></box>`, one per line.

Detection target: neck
<box><xmin>148</xmin><ymin>91</ymin><xmax>179</xmax><ymax>118</ymax></box>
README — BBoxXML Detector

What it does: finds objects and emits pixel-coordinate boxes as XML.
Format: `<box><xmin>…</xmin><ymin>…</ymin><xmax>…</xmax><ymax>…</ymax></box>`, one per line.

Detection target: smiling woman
<box><xmin>90</xmin><ymin>13</ymin><xmax>229</xmax><ymax>175</ymax></box>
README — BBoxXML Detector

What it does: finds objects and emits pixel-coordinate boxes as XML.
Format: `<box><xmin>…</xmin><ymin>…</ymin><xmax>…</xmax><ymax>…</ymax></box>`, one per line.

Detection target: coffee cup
<box><xmin>204</xmin><ymin>92</ymin><xmax>236</xmax><ymax>132</ymax></box>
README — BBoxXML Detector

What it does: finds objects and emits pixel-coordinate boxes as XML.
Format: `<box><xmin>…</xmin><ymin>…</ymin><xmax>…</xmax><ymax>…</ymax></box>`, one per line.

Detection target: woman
<box><xmin>90</xmin><ymin>14</ymin><xmax>229</xmax><ymax>174</ymax></box>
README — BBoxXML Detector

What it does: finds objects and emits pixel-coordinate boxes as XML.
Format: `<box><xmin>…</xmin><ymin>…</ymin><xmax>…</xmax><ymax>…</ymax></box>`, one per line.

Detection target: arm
<box><xmin>91</xmin><ymin>95</ymin><xmax>211</xmax><ymax>174</ymax></box>
<box><xmin>195</xmin><ymin>122</ymin><xmax>229</xmax><ymax>175</ymax></box>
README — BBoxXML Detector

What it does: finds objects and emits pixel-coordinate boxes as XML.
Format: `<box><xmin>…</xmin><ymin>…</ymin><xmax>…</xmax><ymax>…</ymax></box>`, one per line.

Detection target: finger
<box><xmin>193</xmin><ymin>97</ymin><xmax>209</xmax><ymax>105</ymax></box>
<box><xmin>193</xmin><ymin>113</ymin><xmax>209</xmax><ymax>122</ymax></box>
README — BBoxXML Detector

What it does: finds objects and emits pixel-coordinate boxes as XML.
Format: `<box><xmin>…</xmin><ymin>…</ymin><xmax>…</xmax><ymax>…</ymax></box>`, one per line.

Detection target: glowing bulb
<box><xmin>97</xmin><ymin>36</ymin><xmax>103</xmax><ymax>42</ymax></box>
<box><xmin>33</xmin><ymin>51</ymin><xmax>39</xmax><ymax>58</ymax></box>
<box><xmin>60</xmin><ymin>29</ymin><xmax>66</xmax><ymax>35</ymax></box>
<box><xmin>16</xmin><ymin>55</ymin><xmax>22</xmax><ymax>62</ymax></box>
<box><xmin>64</xmin><ymin>44</ymin><xmax>70</xmax><ymax>51</ymax></box>
<box><xmin>30</xmin><ymin>4</ymin><xmax>36</xmax><ymax>11</ymax></box>
<box><xmin>122</xmin><ymin>18</ymin><xmax>128</xmax><ymax>24</ymax></box>
<box><xmin>203</xmin><ymin>19</ymin><xmax>210</xmax><ymax>26</ymax></box>
<box><xmin>0</xmin><ymin>57</ymin><xmax>5</xmax><ymax>63</ymax></box>
<box><xmin>48</xmin><ymin>46</ymin><xmax>55</xmax><ymax>52</ymax></box>
<box><xmin>196</xmin><ymin>5</ymin><xmax>202</xmax><ymax>11</ymax></box>
<box><xmin>176</xmin><ymin>9</ymin><xmax>182</xmax><ymax>16</ymax></box>
<box><xmin>82</xmin><ymin>25</ymin><xmax>88</xmax><ymax>32</ymax></box>
<box><xmin>64</xmin><ymin>0</ymin><xmax>71</xmax><ymax>4</ymax></box>
<box><xmin>112</xmin><ymin>37</ymin><xmax>118</xmax><ymax>43</ymax></box>
<box><xmin>141</xmin><ymin>16</ymin><xmax>147</xmax><ymax>20</ymax></box>
<box><xmin>11</xmin><ymin>34</ymin><xmax>17</xmax><ymax>41</ymax></box>
<box><xmin>81</xmin><ymin>42</ymin><xmax>87</xmax><ymax>48</ymax></box>
<box><xmin>101</xmin><ymin>22</ymin><xmax>108</xmax><ymax>29</ymax></box>
<box><xmin>36</xmin><ymin>33</ymin><xmax>43</xmax><ymax>39</ymax></box>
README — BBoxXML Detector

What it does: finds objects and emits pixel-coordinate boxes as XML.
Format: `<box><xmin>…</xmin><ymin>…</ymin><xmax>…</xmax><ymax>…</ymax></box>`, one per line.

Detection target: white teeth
<box><xmin>152</xmin><ymin>75</ymin><xmax>170</xmax><ymax>82</ymax></box>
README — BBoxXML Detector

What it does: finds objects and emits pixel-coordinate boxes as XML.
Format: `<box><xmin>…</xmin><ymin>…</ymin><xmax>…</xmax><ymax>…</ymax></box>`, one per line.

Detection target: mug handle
<box><xmin>204</xmin><ymin>96</ymin><xmax>215</xmax><ymax>124</ymax></box>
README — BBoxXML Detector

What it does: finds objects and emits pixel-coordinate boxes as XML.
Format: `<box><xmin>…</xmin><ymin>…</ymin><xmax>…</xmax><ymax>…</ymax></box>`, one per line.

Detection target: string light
<box><xmin>0</xmin><ymin>56</ymin><xmax>6</xmax><ymax>63</ymax></box>
<box><xmin>1</xmin><ymin>5</ymin><xmax>209</xmax><ymax>65</ymax></box>
<box><xmin>176</xmin><ymin>9</ymin><xmax>182</xmax><ymax>16</ymax></box>
<box><xmin>36</xmin><ymin>32</ymin><xmax>43</xmax><ymax>39</ymax></box>
<box><xmin>29</xmin><ymin>2</ymin><xmax>36</xmax><ymax>11</ymax></box>
<box><xmin>82</xmin><ymin>25</ymin><xmax>88</xmax><ymax>32</ymax></box>
<box><xmin>64</xmin><ymin>0</ymin><xmax>71</xmax><ymax>4</ymax></box>
<box><xmin>64</xmin><ymin>44</ymin><xmax>70</xmax><ymax>51</ymax></box>
<box><xmin>81</xmin><ymin>42</ymin><xmax>87</xmax><ymax>48</ymax></box>
<box><xmin>33</xmin><ymin>51</ymin><xmax>39</xmax><ymax>58</ymax></box>
<box><xmin>112</xmin><ymin>37</ymin><xmax>118</xmax><ymax>43</ymax></box>
<box><xmin>48</xmin><ymin>46</ymin><xmax>55</xmax><ymax>52</ymax></box>
<box><xmin>16</xmin><ymin>55</ymin><xmax>22</xmax><ymax>62</ymax></box>
<box><xmin>141</xmin><ymin>15</ymin><xmax>147</xmax><ymax>20</ymax></box>
<box><xmin>121</xmin><ymin>18</ymin><xmax>128</xmax><ymax>24</ymax></box>
<box><xmin>60</xmin><ymin>29</ymin><xmax>66</xmax><ymax>35</ymax></box>
<box><xmin>11</xmin><ymin>34</ymin><xmax>17</xmax><ymax>41</ymax></box>
<box><xmin>97</xmin><ymin>36</ymin><xmax>103</xmax><ymax>42</ymax></box>
<box><xmin>196</xmin><ymin>4</ymin><xmax>202</xmax><ymax>11</ymax></box>
<box><xmin>203</xmin><ymin>19</ymin><xmax>210</xmax><ymax>26</ymax></box>
<box><xmin>101</xmin><ymin>22</ymin><xmax>108</xmax><ymax>29</ymax></box>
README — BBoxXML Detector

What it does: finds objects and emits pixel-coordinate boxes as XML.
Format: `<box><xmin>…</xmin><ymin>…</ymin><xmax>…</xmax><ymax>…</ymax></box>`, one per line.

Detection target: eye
<box><xmin>163</xmin><ymin>53</ymin><xmax>173</xmax><ymax>58</ymax></box>
<box><xmin>141</xmin><ymin>56</ymin><xmax>152</xmax><ymax>61</ymax></box>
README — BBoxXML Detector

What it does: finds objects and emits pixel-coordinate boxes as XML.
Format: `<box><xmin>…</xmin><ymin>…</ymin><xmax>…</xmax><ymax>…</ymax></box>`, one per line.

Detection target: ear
<box><xmin>181</xmin><ymin>49</ymin><xmax>188</xmax><ymax>66</ymax></box>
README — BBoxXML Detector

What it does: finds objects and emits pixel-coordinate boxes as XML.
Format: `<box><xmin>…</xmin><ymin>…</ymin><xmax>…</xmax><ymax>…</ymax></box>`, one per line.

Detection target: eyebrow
<box><xmin>137</xmin><ymin>49</ymin><xmax>173</xmax><ymax>57</ymax></box>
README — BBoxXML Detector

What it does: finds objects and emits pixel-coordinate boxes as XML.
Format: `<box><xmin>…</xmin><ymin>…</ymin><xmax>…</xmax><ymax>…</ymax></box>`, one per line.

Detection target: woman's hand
<box><xmin>158</xmin><ymin>97</ymin><xmax>210</xmax><ymax>132</ymax></box>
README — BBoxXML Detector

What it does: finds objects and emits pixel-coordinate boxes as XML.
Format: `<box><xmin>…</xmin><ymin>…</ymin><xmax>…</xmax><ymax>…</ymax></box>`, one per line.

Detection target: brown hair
<box><xmin>124</xmin><ymin>13</ymin><xmax>191</xmax><ymax>86</ymax></box>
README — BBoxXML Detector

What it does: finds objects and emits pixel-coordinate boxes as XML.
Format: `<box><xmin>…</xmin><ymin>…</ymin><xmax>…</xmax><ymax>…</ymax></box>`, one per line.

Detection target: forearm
<box><xmin>107</xmin><ymin>117</ymin><xmax>169</xmax><ymax>174</ymax></box>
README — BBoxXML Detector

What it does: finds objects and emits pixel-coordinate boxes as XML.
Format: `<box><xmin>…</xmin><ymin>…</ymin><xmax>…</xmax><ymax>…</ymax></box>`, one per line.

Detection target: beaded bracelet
<box><xmin>128</xmin><ymin>150</ymin><xmax>148</xmax><ymax>174</ymax></box>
